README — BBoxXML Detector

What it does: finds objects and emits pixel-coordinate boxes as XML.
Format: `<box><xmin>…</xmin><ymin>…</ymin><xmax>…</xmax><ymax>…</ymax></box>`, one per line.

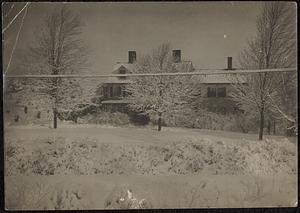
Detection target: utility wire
<box><xmin>4</xmin><ymin>3</ymin><xmax>29</xmax><ymax>75</ymax></box>
<box><xmin>2</xmin><ymin>2</ymin><xmax>30</xmax><ymax>34</ymax></box>
<box><xmin>4</xmin><ymin>67</ymin><xmax>297</xmax><ymax>78</ymax></box>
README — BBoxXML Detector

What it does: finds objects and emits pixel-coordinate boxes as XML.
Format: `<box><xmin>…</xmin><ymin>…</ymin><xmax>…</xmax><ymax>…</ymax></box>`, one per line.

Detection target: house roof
<box><xmin>200</xmin><ymin>71</ymin><xmax>247</xmax><ymax>84</ymax></box>
<box><xmin>102</xmin><ymin>62</ymin><xmax>134</xmax><ymax>84</ymax></box>
<box><xmin>101</xmin><ymin>99</ymin><xmax>131</xmax><ymax>104</ymax></box>
<box><xmin>173</xmin><ymin>61</ymin><xmax>194</xmax><ymax>72</ymax></box>
<box><xmin>112</xmin><ymin>63</ymin><xmax>134</xmax><ymax>74</ymax></box>
<box><xmin>112</xmin><ymin>61</ymin><xmax>194</xmax><ymax>74</ymax></box>
<box><xmin>102</xmin><ymin>77</ymin><xmax>132</xmax><ymax>84</ymax></box>
<box><xmin>107</xmin><ymin>61</ymin><xmax>247</xmax><ymax>84</ymax></box>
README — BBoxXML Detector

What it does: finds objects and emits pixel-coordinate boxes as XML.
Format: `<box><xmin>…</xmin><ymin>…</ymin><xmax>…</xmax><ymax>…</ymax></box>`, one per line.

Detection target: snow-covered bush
<box><xmin>80</xmin><ymin>111</ymin><xmax>130</xmax><ymax>126</ymax></box>
<box><xmin>162</xmin><ymin>110</ymin><xmax>258</xmax><ymax>133</ymax></box>
<box><xmin>231</xmin><ymin>112</ymin><xmax>258</xmax><ymax>133</ymax></box>
<box><xmin>5</xmin><ymin>136</ymin><xmax>296</xmax><ymax>176</ymax></box>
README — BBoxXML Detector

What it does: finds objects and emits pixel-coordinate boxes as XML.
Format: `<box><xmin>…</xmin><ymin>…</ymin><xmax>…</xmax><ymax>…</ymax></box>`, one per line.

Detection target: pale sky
<box><xmin>3</xmin><ymin>2</ymin><xmax>263</xmax><ymax>75</ymax></box>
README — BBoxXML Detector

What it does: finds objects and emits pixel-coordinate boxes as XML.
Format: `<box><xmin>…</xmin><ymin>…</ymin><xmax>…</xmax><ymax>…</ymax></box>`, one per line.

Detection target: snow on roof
<box><xmin>101</xmin><ymin>99</ymin><xmax>131</xmax><ymax>104</ymax></box>
<box><xmin>200</xmin><ymin>71</ymin><xmax>247</xmax><ymax>84</ymax></box>
<box><xmin>102</xmin><ymin>77</ymin><xmax>132</xmax><ymax>84</ymax></box>
<box><xmin>112</xmin><ymin>61</ymin><xmax>193</xmax><ymax>74</ymax></box>
<box><xmin>173</xmin><ymin>61</ymin><xmax>194</xmax><ymax>72</ymax></box>
<box><xmin>112</xmin><ymin>63</ymin><xmax>134</xmax><ymax>73</ymax></box>
<box><xmin>108</xmin><ymin>61</ymin><xmax>246</xmax><ymax>84</ymax></box>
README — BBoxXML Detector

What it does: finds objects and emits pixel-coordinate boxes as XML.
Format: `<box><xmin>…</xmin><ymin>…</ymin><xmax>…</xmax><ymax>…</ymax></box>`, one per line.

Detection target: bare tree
<box><xmin>267</xmin><ymin>71</ymin><xmax>297</xmax><ymax>136</ymax></box>
<box><xmin>231</xmin><ymin>2</ymin><xmax>296</xmax><ymax>140</ymax></box>
<box><xmin>24</xmin><ymin>5</ymin><xmax>90</xmax><ymax>128</ymax></box>
<box><xmin>126</xmin><ymin>43</ymin><xmax>198</xmax><ymax>131</ymax></box>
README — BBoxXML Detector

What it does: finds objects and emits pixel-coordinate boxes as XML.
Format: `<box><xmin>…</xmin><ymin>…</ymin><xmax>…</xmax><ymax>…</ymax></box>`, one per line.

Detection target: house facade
<box><xmin>99</xmin><ymin>52</ymin><xmax>242</xmax><ymax>115</ymax></box>
<box><xmin>99</xmin><ymin>50</ymin><xmax>194</xmax><ymax>112</ymax></box>
<box><xmin>200</xmin><ymin>57</ymin><xmax>244</xmax><ymax>114</ymax></box>
<box><xmin>99</xmin><ymin>51</ymin><xmax>135</xmax><ymax>112</ymax></box>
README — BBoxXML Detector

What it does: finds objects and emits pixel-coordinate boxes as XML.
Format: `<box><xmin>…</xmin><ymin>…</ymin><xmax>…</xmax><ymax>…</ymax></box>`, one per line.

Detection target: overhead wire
<box><xmin>4</xmin><ymin>2</ymin><xmax>29</xmax><ymax>75</ymax></box>
<box><xmin>4</xmin><ymin>67</ymin><xmax>297</xmax><ymax>78</ymax></box>
<box><xmin>2</xmin><ymin>2</ymin><xmax>30</xmax><ymax>34</ymax></box>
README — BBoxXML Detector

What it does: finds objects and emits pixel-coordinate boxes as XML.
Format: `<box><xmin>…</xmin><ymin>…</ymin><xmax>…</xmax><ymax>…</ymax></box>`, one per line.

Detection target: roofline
<box><xmin>101</xmin><ymin>100</ymin><xmax>131</xmax><ymax>104</ymax></box>
<box><xmin>180</xmin><ymin>60</ymin><xmax>193</xmax><ymax>63</ymax></box>
<box><xmin>101</xmin><ymin>81</ymin><xmax>247</xmax><ymax>84</ymax></box>
<box><xmin>116</xmin><ymin>61</ymin><xmax>130</xmax><ymax>64</ymax></box>
<box><xmin>202</xmin><ymin>82</ymin><xmax>247</xmax><ymax>84</ymax></box>
<box><xmin>6</xmin><ymin>68</ymin><xmax>295</xmax><ymax>78</ymax></box>
<box><xmin>102</xmin><ymin>82</ymin><xmax>131</xmax><ymax>84</ymax></box>
<box><xmin>202</xmin><ymin>82</ymin><xmax>233</xmax><ymax>84</ymax></box>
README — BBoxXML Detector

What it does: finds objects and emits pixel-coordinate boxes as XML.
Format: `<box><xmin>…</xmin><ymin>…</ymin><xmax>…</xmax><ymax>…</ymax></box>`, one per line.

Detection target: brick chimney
<box><xmin>128</xmin><ymin>51</ymin><xmax>136</xmax><ymax>64</ymax></box>
<box><xmin>172</xmin><ymin>50</ymin><xmax>181</xmax><ymax>63</ymax></box>
<box><xmin>227</xmin><ymin>57</ymin><xmax>233</xmax><ymax>70</ymax></box>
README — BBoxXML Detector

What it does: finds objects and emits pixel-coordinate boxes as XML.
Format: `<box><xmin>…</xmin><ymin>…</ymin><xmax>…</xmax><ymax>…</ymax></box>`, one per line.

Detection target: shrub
<box><xmin>5</xmin><ymin>136</ymin><xmax>296</xmax><ymax>176</ymax></box>
<box><xmin>80</xmin><ymin>111</ymin><xmax>130</xmax><ymax>126</ymax></box>
<box><xmin>128</xmin><ymin>111</ymin><xmax>150</xmax><ymax>126</ymax></box>
<box><xmin>163</xmin><ymin>109</ymin><xmax>195</xmax><ymax>128</ymax></box>
<box><xmin>162</xmin><ymin>109</ymin><xmax>259</xmax><ymax>133</ymax></box>
<box><xmin>231</xmin><ymin>112</ymin><xmax>258</xmax><ymax>133</ymax></box>
<box><xmin>58</xmin><ymin>104</ymin><xmax>98</xmax><ymax>123</ymax></box>
<box><xmin>5</xmin><ymin>141</ymin><xmax>27</xmax><ymax>176</ymax></box>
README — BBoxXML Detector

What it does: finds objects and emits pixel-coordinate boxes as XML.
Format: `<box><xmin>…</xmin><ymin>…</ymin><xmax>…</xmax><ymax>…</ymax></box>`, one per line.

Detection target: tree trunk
<box><xmin>273</xmin><ymin>120</ymin><xmax>276</xmax><ymax>135</ymax></box>
<box><xmin>158</xmin><ymin>112</ymin><xmax>162</xmax><ymax>131</ymax></box>
<box><xmin>53</xmin><ymin>108</ymin><xmax>57</xmax><ymax>129</ymax></box>
<box><xmin>158</xmin><ymin>83</ymin><xmax>163</xmax><ymax>131</ymax></box>
<box><xmin>258</xmin><ymin>108</ymin><xmax>264</xmax><ymax>140</ymax></box>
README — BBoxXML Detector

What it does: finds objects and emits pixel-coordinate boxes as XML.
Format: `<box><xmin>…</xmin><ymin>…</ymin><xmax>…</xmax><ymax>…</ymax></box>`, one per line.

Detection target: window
<box><xmin>207</xmin><ymin>87</ymin><xmax>226</xmax><ymax>97</ymax></box>
<box><xmin>112</xmin><ymin>86</ymin><xmax>122</xmax><ymax>97</ymax></box>
<box><xmin>217</xmin><ymin>87</ymin><xmax>226</xmax><ymax>97</ymax></box>
<box><xmin>116</xmin><ymin>86</ymin><xmax>122</xmax><ymax>97</ymax></box>
<box><xmin>103</xmin><ymin>87</ymin><xmax>108</xmax><ymax>98</ymax></box>
<box><xmin>110</xmin><ymin>86</ymin><xmax>113</xmax><ymax>97</ymax></box>
<box><xmin>122</xmin><ymin>86</ymin><xmax>126</xmax><ymax>97</ymax></box>
<box><xmin>207</xmin><ymin>87</ymin><xmax>216</xmax><ymax>97</ymax></box>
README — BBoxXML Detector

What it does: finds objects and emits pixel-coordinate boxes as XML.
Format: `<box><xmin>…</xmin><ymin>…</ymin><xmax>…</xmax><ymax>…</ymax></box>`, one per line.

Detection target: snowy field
<box><xmin>4</xmin><ymin>125</ymin><xmax>297</xmax><ymax>209</ymax></box>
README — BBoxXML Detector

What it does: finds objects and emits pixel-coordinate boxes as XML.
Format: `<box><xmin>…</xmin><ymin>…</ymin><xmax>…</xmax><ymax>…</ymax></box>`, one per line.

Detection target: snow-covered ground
<box><xmin>6</xmin><ymin>173</ymin><xmax>297</xmax><ymax>209</ymax></box>
<box><xmin>4</xmin><ymin>125</ymin><xmax>298</xmax><ymax>209</ymax></box>
<box><xmin>5</xmin><ymin>124</ymin><xmax>296</xmax><ymax>145</ymax></box>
